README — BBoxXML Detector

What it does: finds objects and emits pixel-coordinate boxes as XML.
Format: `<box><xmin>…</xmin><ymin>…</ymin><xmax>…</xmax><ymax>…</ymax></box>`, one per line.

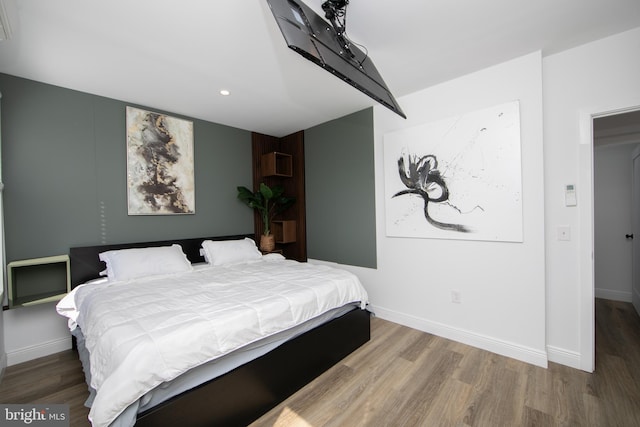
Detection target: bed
<box><xmin>57</xmin><ymin>234</ymin><xmax>371</xmax><ymax>427</ymax></box>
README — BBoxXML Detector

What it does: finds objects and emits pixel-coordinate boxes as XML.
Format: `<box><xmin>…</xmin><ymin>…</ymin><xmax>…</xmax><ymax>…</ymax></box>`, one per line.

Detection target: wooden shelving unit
<box><xmin>252</xmin><ymin>131</ymin><xmax>306</xmax><ymax>262</ymax></box>
<box><xmin>262</xmin><ymin>152</ymin><xmax>293</xmax><ymax>177</ymax></box>
<box><xmin>272</xmin><ymin>220</ymin><xmax>296</xmax><ymax>243</ymax></box>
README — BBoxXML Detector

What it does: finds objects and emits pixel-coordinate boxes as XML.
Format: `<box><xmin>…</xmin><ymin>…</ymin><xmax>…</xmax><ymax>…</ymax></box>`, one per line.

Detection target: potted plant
<box><xmin>237</xmin><ymin>183</ymin><xmax>296</xmax><ymax>251</ymax></box>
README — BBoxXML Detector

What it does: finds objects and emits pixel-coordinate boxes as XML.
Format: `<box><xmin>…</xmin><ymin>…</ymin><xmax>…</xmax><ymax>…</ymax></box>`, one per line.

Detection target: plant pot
<box><xmin>260</xmin><ymin>234</ymin><xmax>275</xmax><ymax>252</ymax></box>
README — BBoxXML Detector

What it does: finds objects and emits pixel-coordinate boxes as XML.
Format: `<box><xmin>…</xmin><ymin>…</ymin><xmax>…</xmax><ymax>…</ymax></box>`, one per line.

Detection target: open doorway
<box><xmin>593</xmin><ymin>110</ymin><xmax>640</xmax><ymax>304</ymax></box>
<box><xmin>592</xmin><ymin>108</ymin><xmax>640</xmax><ymax>370</ymax></box>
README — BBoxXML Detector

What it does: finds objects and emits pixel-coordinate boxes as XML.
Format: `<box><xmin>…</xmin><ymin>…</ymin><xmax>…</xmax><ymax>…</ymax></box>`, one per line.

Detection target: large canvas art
<box><xmin>384</xmin><ymin>101</ymin><xmax>523</xmax><ymax>242</ymax></box>
<box><xmin>126</xmin><ymin>106</ymin><xmax>195</xmax><ymax>215</ymax></box>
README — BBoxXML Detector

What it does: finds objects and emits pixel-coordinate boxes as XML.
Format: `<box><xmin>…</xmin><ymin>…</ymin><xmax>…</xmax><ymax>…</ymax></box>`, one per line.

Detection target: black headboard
<box><xmin>69</xmin><ymin>234</ymin><xmax>254</xmax><ymax>288</ymax></box>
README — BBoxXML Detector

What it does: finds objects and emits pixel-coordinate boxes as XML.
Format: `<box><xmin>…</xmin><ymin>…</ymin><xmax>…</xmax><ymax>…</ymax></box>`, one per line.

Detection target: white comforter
<box><xmin>56</xmin><ymin>257</ymin><xmax>368</xmax><ymax>427</ymax></box>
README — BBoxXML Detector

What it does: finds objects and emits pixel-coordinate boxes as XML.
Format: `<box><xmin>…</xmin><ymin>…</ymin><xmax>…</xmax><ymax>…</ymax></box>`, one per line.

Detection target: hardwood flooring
<box><xmin>1</xmin><ymin>298</ymin><xmax>639</xmax><ymax>426</ymax></box>
<box><xmin>253</xmin><ymin>299</ymin><xmax>640</xmax><ymax>427</ymax></box>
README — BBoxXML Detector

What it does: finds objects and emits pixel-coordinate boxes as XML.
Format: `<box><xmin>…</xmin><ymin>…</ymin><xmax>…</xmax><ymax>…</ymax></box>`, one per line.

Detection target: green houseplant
<box><xmin>237</xmin><ymin>183</ymin><xmax>295</xmax><ymax>251</ymax></box>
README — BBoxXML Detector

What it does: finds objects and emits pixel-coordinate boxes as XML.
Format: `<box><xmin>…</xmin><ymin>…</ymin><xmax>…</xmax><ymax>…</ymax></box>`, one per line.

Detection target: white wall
<box><xmin>335</xmin><ymin>27</ymin><xmax>640</xmax><ymax>372</ymax></box>
<box><xmin>339</xmin><ymin>51</ymin><xmax>548</xmax><ymax>367</ymax></box>
<box><xmin>594</xmin><ymin>143</ymin><xmax>639</xmax><ymax>302</ymax></box>
<box><xmin>3</xmin><ymin>302</ymin><xmax>70</xmax><ymax>366</ymax></box>
<box><xmin>543</xmin><ymin>27</ymin><xmax>640</xmax><ymax>370</ymax></box>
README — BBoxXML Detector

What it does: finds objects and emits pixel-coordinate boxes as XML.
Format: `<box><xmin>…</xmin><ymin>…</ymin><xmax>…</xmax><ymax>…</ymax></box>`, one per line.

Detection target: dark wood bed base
<box><xmin>137</xmin><ymin>307</ymin><xmax>370</xmax><ymax>427</ymax></box>
<box><xmin>68</xmin><ymin>235</ymin><xmax>371</xmax><ymax>427</ymax></box>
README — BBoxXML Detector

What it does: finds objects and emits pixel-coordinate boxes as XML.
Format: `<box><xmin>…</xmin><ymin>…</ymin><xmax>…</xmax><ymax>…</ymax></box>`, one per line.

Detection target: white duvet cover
<box><xmin>56</xmin><ymin>257</ymin><xmax>368</xmax><ymax>427</ymax></box>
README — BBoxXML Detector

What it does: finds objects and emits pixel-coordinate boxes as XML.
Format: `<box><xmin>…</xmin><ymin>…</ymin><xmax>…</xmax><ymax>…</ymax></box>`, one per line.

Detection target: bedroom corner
<box><xmin>0</xmin><ymin>73</ymin><xmax>256</xmax><ymax>366</ymax></box>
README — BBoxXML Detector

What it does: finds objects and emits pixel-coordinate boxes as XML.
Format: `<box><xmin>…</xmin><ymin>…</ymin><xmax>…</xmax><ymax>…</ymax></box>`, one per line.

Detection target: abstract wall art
<box><xmin>383</xmin><ymin>101</ymin><xmax>523</xmax><ymax>242</ymax></box>
<box><xmin>126</xmin><ymin>106</ymin><xmax>195</xmax><ymax>215</ymax></box>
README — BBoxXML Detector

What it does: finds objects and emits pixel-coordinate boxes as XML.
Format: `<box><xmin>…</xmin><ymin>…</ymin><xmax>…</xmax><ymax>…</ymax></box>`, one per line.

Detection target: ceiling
<box><xmin>0</xmin><ymin>0</ymin><xmax>639</xmax><ymax>138</ymax></box>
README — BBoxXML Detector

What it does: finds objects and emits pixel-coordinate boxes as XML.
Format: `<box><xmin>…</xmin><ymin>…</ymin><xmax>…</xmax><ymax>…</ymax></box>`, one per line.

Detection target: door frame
<box><xmin>579</xmin><ymin>101</ymin><xmax>640</xmax><ymax>372</ymax></box>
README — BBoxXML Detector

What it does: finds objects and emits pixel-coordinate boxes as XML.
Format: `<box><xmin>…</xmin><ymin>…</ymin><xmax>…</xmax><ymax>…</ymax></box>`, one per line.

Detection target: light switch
<box><xmin>565</xmin><ymin>184</ymin><xmax>577</xmax><ymax>206</ymax></box>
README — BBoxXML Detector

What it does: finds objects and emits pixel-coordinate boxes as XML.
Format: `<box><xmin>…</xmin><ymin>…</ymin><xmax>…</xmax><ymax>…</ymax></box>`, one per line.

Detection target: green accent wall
<box><xmin>0</xmin><ymin>73</ymin><xmax>254</xmax><ymax>262</ymax></box>
<box><xmin>305</xmin><ymin>108</ymin><xmax>376</xmax><ymax>268</ymax></box>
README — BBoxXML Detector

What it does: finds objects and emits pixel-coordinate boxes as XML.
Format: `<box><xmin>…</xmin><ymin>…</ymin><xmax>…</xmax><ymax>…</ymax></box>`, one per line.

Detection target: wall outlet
<box><xmin>558</xmin><ymin>226</ymin><xmax>571</xmax><ymax>241</ymax></box>
<box><xmin>451</xmin><ymin>290</ymin><xmax>462</xmax><ymax>304</ymax></box>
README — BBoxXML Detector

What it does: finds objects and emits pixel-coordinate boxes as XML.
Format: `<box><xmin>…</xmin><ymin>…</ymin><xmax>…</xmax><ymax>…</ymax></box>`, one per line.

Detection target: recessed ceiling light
<box><xmin>220</xmin><ymin>89</ymin><xmax>230</xmax><ymax>96</ymax></box>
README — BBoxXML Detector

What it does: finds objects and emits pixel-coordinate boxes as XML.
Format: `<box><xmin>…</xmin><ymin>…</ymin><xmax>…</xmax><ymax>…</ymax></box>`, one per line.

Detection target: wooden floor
<box><xmin>1</xmin><ymin>298</ymin><xmax>639</xmax><ymax>426</ymax></box>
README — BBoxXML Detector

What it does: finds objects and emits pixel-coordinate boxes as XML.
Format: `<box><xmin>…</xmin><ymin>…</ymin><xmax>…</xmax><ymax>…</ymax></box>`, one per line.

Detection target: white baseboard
<box><xmin>633</xmin><ymin>286</ymin><xmax>640</xmax><ymax>317</ymax></box>
<box><xmin>595</xmin><ymin>288</ymin><xmax>632</xmax><ymax>302</ymax></box>
<box><xmin>6</xmin><ymin>337</ymin><xmax>72</xmax><ymax>366</ymax></box>
<box><xmin>546</xmin><ymin>345</ymin><xmax>581</xmax><ymax>369</ymax></box>
<box><xmin>369</xmin><ymin>305</ymin><xmax>548</xmax><ymax>368</ymax></box>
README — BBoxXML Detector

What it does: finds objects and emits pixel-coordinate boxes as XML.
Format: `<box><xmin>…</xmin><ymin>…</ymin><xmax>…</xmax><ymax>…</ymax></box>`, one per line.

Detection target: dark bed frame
<box><xmin>69</xmin><ymin>234</ymin><xmax>371</xmax><ymax>427</ymax></box>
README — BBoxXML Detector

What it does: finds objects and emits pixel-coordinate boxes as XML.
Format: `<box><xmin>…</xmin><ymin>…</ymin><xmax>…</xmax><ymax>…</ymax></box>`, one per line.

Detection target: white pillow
<box><xmin>201</xmin><ymin>238</ymin><xmax>262</xmax><ymax>266</ymax></box>
<box><xmin>99</xmin><ymin>244</ymin><xmax>192</xmax><ymax>281</ymax></box>
<box><xmin>262</xmin><ymin>252</ymin><xmax>285</xmax><ymax>261</ymax></box>
<box><xmin>85</xmin><ymin>277</ymin><xmax>109</xmax><ymax>285</ymax></box>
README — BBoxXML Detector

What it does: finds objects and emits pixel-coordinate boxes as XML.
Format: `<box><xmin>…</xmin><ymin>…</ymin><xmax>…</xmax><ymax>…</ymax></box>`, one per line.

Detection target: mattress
<box><xmin>57</xmin><ymin>257</ymin><xmax>369</xmax><ymax>427</ymax></box>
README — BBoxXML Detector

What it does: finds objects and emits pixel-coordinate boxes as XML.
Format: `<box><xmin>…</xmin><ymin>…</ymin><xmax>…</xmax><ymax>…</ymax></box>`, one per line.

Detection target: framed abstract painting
<box><xmin>383</xmin><ymin>101</ymin><xmax>523</xmax><ymax>242</ymax></box>
<box><xmin>126</xmin><ymin>106</ymin><xmax>195</xmax><ymax>215</ymax></box>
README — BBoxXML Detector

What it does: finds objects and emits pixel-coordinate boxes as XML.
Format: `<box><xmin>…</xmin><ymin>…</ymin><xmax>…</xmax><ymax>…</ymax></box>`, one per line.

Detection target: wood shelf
<box><xmin>253</xmin><ymin>132</ymin><xmax>306</xmax><ymax>262</ymax></box>
<box><xmin>262</xmin><ymin>152</ymin><xmax>293</xmax><ymax>177</ymax></box>
<box><xmin>272</xmin><ymin>220</ymin><xmax>296</xmax><ymax>243</ymax></box>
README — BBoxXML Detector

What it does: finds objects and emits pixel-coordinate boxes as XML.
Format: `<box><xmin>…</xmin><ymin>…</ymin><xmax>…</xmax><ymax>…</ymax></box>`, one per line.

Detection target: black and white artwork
<box><xmin>126</xmin><ymin>106</ymin><xmax>195</xmax><ymax>215</ymax></box>
<box><xmin>384</xmin><ymin>101</ymin><xmax>523</xmax><ymax>242</ymax></box>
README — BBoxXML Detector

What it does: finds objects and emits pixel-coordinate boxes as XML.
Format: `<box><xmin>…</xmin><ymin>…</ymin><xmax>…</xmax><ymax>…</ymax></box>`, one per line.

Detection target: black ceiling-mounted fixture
<box><xmin>321</xmin><ymin>0</ymin><xmax>353</xmax><ymax>58</ymax></box>
<box><xmin>266</xmin><ymin>0</ymin><xmax>406</xmax><ymax>119</ymax></box>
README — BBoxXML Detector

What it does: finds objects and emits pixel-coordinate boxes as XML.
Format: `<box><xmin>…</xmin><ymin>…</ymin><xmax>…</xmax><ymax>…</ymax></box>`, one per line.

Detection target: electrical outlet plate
<box><xmin>558</xmin><ymin>226</ymin><xmax>571</xmax><ymax>241</ymax></box>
